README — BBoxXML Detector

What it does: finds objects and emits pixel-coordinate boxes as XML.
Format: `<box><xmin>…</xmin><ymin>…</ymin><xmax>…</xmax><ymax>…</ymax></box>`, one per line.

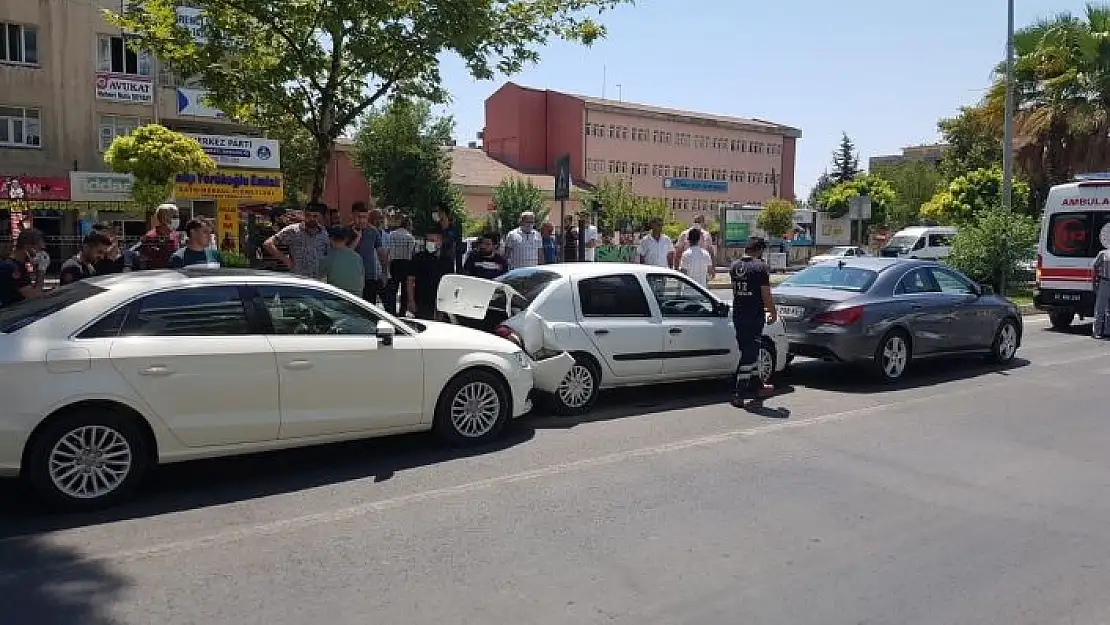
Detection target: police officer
<box><xmin>729</xmin><ymin>236</ymin><xmax>778</xmax><ymax>407</ymax></box>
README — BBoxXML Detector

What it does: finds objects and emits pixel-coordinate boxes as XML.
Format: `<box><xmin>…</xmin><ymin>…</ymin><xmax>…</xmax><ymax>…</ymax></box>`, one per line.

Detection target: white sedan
<box><xmin>438</xmin><ymin>263</ymin><xmax>789</xmax><ymax>416</ymax></box>
<box><xmin>808</xmin><ymin>246</ymin><xmax>869</xmax><ymax>265</ymax></box>
<box><xmin>0</xmin><ymin>269</ymin><xmax>571</xmax><ymax>511</ymax></box>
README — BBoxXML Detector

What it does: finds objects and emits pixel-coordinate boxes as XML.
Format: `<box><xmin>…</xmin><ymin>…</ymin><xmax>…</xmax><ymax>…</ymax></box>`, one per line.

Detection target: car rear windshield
<box><xmin>0</xmin><ymin>281</ymin><xmax>106</xmax><ymax>333</ymax></box>
<box><xmin>1046</xmin><ymin>211</ymin><xmax>1110</xmax><ymax>258</ymax></box>
<box><xmin>495</xmin><ymin>269</ymin><xmax>561</xmax><ymax>308</ymax></box>
<box><xmin>781</xmin><ymin>265</ymin><xmax>878</xmax><ymax>292</ymax></box>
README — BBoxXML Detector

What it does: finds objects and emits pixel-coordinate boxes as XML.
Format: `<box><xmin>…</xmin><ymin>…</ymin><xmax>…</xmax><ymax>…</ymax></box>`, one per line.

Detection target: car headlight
<box><xmin>512</xmin><ymin>351</ymin><xmax>531</xmax><ymax>369</ymax></box>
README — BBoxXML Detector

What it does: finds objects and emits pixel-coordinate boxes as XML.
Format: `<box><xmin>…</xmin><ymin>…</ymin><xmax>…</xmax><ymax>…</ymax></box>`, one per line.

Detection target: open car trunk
<box><xmin>436</xmin><ymin>274</ymin><xmax>574</xmax><ymax>395</ymax></box>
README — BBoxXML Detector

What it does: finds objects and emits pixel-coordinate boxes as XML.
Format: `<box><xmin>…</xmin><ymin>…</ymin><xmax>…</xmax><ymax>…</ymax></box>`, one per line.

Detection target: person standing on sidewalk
<box><xmin>638</xmin><ymin>217</ymin><xmax>674</xmax><ymax>268</ymax></box>
<box><xmin>729</xmin><ymin>236</ymin><xmax>777</xmax><ymax>408</ymax></box>
<box><xmin>171</xmin><ymin>219</ymin><xmax>223</xmax><ymax>268</ymax></box>
<box><xmin>383</xmin><ymin>215</ymin><xmax>416</xmax><ymax>315</ymax></box>
<box><xmin>322</xmin><ymin>227</ymin><xmax>365</xmax><ymax>297</ymax></box>
<box><xmin>679</xmin><ymin>228</ymin><xmax>715</xmax><ymax>288</ymax></box>
<box><xmin>137</xmin><ymin>203</ymin><xmax>181</xmax><ymax>270</ymax></box>
<box><xmin>1091</xmin><ymin>224</ymin><xmax>1110</xmax><ymax>339</ymax></box>
<box><xmin>352</xmin><ymin>204</ymin><xmax>389</xmax><ymax>304</ymax></box>
<box><xmin>264</xmin><ymin>203</ymin><xmax>330</xmax><ymax>279</ymax></box>
<box><xmin>406</xmin><ymin>228</ymin><xmax>451</xmax><ymax>320</ymax></box>
<box><xmin>59</xmin><ymin>231</ymin><xmax>112</xmax><ymax>285</ymax></box>
<box><xmin>504</xmin><ymin>211</ymin><xmax>544</xmax><ymax>269</ymax></box>
<box><xmin>0</xmin><ymin>229</ymin><xmax>46</xmax><ymax>306</ymax></box>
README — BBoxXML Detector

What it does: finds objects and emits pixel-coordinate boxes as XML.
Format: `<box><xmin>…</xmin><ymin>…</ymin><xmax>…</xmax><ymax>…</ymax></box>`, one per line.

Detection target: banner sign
<box><xmin>184</xmin><ymin>133</ymin><xmax>281</xmax><ymax>169</ymax></box>
<box><xmin>69</xmin><ymin>172</ymin><xmax>134</xmax><ymax>202</ymax></box>
<box><xmin>174</xmin><ymin>170</ymin><xmax>284</xmax><ymax>202</ymax></box>
<box><xmin>95</xmin><ymin>73</ymin><xmax>153</xmax><ymax>104</ymax></box>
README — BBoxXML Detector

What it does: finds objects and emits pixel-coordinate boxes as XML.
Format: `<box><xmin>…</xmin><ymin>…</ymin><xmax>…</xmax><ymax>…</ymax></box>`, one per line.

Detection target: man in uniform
<box><xmin>729</xmin><ymin>236</ymin><xmax>778</xmax><ymax>407</ymax></box>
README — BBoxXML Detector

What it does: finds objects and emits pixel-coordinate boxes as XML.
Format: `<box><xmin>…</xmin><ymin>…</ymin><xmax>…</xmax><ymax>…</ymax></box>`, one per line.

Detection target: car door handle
<box><xmin>284</xmin><ymin>360</ymin><xmax>314</xmax><ymax>370</ymax></box>
<box><xmin>669</xmin><ymin>328</ymin><xmax>683</xmax><ymax>334</ymax></box>
<box><xmin>594</xmin><ymin>329</ymin><xmax>610</xmax><ymax>335</ymax></box>
<box><xmin>138</xmin><ymin>365</ymin><xmax>174</xmax><ymax>376</ymax></box>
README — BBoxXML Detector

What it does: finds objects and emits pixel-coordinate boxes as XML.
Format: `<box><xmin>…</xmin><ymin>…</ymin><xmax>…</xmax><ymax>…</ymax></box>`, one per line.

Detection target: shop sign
<box><xmin>216</xmin><ymin>199</ymin><xmax>241</xmax><ymax>253</ymax></box>
<box><xmin>1</xmin><ymin>176</ymin><xmax>70</xmax><ymax>201</ymax></box>
<box><xmin>173</xmin><ymin>170</ymin><xmax>284</xmax><ymax>202</ymax></box>
<box><xmin>184</xmin><ymin>133</ymin><xmax>280</xmax><ymax>170</ymax></box>
<box><xmin>69</xmin><ymin>172</ymin><xmax>135</xmax><ymax>202</ymax></box>
<box><xmin>95</xmin><ymin>73</ymin><xmax>154</xmax><ymax>104</ymax></box>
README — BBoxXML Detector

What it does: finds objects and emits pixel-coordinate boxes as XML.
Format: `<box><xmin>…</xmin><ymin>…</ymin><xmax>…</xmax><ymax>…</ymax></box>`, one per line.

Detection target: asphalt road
<box><xmin>2</xmin><ymin>317</ymin><xmax>1110</xmax><ymax>625</ymax></box>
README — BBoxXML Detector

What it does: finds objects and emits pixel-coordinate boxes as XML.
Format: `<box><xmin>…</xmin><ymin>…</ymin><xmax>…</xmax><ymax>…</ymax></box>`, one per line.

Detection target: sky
<box><xmin>432</xmin><ymin>0</ymin><xmax>1093</xmax><ymax>201</ymax></box>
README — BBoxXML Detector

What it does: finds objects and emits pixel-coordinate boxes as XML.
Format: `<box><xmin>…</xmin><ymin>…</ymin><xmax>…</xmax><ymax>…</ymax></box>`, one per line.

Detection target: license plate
<box><xmin>778</xmin><ymin>305</ymin><xmax>805</xmax><ymax>319</ymax></box>
<box><xmin>1055</xmin><ymin>293</ymin><xmax>1082</xmax><ymax>302</ymax></box>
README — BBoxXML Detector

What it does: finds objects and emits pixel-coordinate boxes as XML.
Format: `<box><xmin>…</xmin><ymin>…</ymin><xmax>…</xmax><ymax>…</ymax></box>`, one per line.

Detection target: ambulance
<box><xmin>1033</xmin><ymin>174</ymin><xmax>1110</xmax><ymax>329</ymax></box>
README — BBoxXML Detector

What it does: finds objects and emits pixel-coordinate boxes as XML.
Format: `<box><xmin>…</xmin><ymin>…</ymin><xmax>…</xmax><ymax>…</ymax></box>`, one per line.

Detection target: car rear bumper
<box><xmin>785</xmin><ymin>323</ymin><xmax>874</xmax><ymax>363</ymax></box>
<box><xmin>1033</xmin><ymin>286</ymin><xmax>1095</xmax><ymax>316</ymax></box>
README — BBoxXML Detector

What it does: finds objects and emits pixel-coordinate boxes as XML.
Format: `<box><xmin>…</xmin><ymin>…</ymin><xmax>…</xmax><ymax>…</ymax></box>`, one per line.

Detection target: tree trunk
<box><xmin>309</xmin><ymin>134</ymin><xmax>335</xmax><ymax>205</ymax></box>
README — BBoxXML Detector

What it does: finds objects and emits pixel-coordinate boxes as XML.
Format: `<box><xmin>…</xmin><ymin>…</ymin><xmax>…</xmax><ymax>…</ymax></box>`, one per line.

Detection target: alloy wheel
<box><xmin>557</xmin><ymin>364</ymin><xmax>595</xmax><ymax>409</ymax></box>
<box><xmin>449</xmin><ymin>381</ymin><xmax>502</xmax><ymax>438</ymax></box>
<box><xmin>48</xmin><ymin>425</ymin><xmax>133</xmax><ymax>500</ymax></box>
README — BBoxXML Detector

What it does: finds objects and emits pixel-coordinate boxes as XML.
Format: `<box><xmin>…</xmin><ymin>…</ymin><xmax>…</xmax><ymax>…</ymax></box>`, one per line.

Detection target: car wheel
<box><xmin>25</xmin><ymin>409</ymin><xmax>151</xmax><ymax>512</ymax></box>
<box><xmin>551</xmin><ymin>355</ymin><xmax>601</xmax><ymax>417</ymax></box>
<box><xmin>1049</xmin><ymin>310</ymin><xmax>1075</xmax><ymax>330</ymax></box>
<box><xmin>758</xmin><ymin>339</ymin><xmax>777</xmax><ymax>385</ymax></box>
<box><xmin>988</xmin><ymin>318</ymin><xmax>1020</xmax><ymax>363</ymax></box>
<box><xmin>873</xmin><ymin>330</ymin><xmax>912</xmax><ymax>382</ymax></box>
<box><xmin>433</xmin><ymin>369</ymin><xmax>510</xmax><ymax>446</ymax></box>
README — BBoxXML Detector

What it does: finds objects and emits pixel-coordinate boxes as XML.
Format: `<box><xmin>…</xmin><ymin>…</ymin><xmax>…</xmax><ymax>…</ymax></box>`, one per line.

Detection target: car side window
<box><xmin>124</xmin><ymin>286</ymin><xmax>252</xmax><ymax>336</ymax></box>
<box><xmin>928</xmin><ymin>234</ymin><xmax>952</xmax><ymax>247</ymax></box>
<box><xmin>929</xmin><ymin>268</ymin><xmax>975</xmax><ymax>295</ymax></box>
<box><xmin>646</xmin><ymin>274</ymin><xmax>715</xmax><ymax>317</ymax></box>
<box><xmin>577</xmin><ymin>274</ymin><xmax>652</xmax><ymax>317</ymax></box>
<box><xmin>912</xmin><ymin>237</ymin><xmax>926</xmax><ymax>251</ymax></box>
<box><xmin>77</xmin><ymin>306</ymin><xmax>132</xmax><ymax>339</ymax></box>
<box><xmin>896</xmin><ymin>269</ymin><xmax>942</xmax><ymax>295</ymax></box>
<box><xmin>256</xmin><ymin>285</ymin><xmax>383</xmax><ymax>335</ymax></box>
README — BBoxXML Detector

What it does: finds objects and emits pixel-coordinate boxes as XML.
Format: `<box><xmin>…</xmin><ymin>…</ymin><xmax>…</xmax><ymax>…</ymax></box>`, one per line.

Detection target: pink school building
<box><xmin>482</xmin><ymin>83</ymin><xmax>802</xmax><ymax>222</ymax></box>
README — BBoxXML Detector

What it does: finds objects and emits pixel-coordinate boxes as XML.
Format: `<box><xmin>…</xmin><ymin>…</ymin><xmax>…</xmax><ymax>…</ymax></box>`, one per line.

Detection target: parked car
<box><xmin>808</xmin><ymin>246</ymin><xmax>869</xmax><ymax>266</ymax></box>
<box><xmin>0</xmin><ymin>268</ymin><xmax>571</xmax><ymax>511</ymax></box>
<box><xmin>437</xmin><ymin>264</ymin><xmax>789</xmax><ymax>416</ymax></box>
<box><xmin>879</xmin><ymin>226</ymin><xmax>957</xmax><ymax>260</ymax></box>
<box><xmin>772</xmin><ymin>258</ymin><xmax>1022</xmax><ymax>381</ymax></box>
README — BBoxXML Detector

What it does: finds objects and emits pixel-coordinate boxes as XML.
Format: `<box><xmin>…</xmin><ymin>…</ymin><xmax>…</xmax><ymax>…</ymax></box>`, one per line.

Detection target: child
<box><xmin>679</xmin><ymin>228</ymin><xmax>715</xmax><ymax>287</ymax></box>
<box><xmin>322</xmin><ymin>227</ymin><xmax>364</xmax><ymax>297</ymax></box>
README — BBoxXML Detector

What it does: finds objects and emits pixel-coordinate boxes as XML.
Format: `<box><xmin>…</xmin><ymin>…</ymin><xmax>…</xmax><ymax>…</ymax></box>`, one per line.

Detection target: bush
<box><xmin>946</xmin><ymin>206</ymin><xmax>1038</xmax><ymax>293</ymax></box>
<box><xmin>756</xmin><ymin>198</ymin><xmax>796</xmax><ymax>239</ymax></box>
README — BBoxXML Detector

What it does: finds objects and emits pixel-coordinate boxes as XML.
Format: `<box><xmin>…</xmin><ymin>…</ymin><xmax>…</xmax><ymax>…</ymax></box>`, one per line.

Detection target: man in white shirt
<box><xmin>679</xmin><ymin>228</ymin><xmax>715</xmax><ymax>287</ymax></box>
<box><xmin>638</xmin><ymin>217</ymin><xmax>675</xmax><ymax>267</ymax></box>
<box><xmin>583</xmin><ymin>215</ymin><xmax>600</xmax><ymax>262</ymax></box>
<box><xmin>674</xmin><ymin>214</ymin><xmax>715</xmax><ymax>269</ymax></box>
<box><xmin>503</xmin><ymin>211</ymin><xmax>544</xmax><ymax>269</ymax></box>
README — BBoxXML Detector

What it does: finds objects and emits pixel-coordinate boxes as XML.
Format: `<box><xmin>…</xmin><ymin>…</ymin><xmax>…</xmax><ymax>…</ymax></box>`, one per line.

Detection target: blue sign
<box><xmin>662</xmin><ymin>178</ymin><xmax>728</xmax><ymax>193</ymax></box>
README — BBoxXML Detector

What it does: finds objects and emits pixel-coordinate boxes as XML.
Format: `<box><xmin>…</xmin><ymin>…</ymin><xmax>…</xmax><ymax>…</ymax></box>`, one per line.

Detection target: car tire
<box><xmin>1049</xmin><ymin>310</ymin><xmax>1075</xmax><ymax>330</ymax></box>
<box><xmin>550</xmin><ymin>354</ymin><xmax>601</xmax><ymax>417</ymax></box>
<box><xmin>873</xmin><ymin>329</ymin><xmax>912</xmax><ymax>382</ymax></box>
<box><xmin>25</xmin><ymin>408</ymin><xmax>151</xmax><ymax>512</ymax></box>
<box><xmin>433</xmin><ymin>369</ymin><xmax>511</xmax><ymax>446</ymax></box>
<box><xmin>758</xmin><ymin>339</ymin><xmax>777</xmax><ymax>385</ymax></box>
<box><xmin>988</xmin><ymin>318</ymin><xmax>1020</xmax><ymax>364</ymax></box>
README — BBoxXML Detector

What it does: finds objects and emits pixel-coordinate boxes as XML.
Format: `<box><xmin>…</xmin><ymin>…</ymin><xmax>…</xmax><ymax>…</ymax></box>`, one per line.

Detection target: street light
<box><xmin>1002</xmin><ymin>0</ymin><xmax>1015</xmax><ymax>211</ymax></box>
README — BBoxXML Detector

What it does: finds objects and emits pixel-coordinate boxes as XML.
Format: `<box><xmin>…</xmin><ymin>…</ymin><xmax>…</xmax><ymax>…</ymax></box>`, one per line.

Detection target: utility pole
<box><xmin>1002</xmin><ymin>0</ymin><xmax>1015</xmax><ymax>212</ymax></box>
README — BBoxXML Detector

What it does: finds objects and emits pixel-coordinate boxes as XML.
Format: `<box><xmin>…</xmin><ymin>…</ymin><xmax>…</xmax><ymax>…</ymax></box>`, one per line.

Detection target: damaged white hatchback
<box><xmin>438</xmin><ymin>264</ymin><xmax>789</xmax><ymax>416</ymax></box>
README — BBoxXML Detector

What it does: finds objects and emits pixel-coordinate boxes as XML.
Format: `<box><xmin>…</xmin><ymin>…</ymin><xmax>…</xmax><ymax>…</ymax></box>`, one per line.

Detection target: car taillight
<box><xmin>812</xmin><ymin>306</ymin><xmax>863</xmax><ymax>326</ymax></box>
<box><xmin>494</xmin><ymin>324</ymin><xmax>523</xmax><ymax>348</ymax></box>
<box><xmin>1035</xmin><ymin>253</ymin><xmax>1042</xmax><ymax>283</ymax></box>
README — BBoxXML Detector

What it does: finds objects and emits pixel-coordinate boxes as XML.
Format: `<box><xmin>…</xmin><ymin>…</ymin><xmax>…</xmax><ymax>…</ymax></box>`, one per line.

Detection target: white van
<box><xmin>879</xmin><ymin>226</ymin><xmax>957</xmax><ymax>260</ymax></box>
<box><xmin>1033</xmin><ymin>175</ymin><xmax>1110</xmax><ymax>329</ymax></box>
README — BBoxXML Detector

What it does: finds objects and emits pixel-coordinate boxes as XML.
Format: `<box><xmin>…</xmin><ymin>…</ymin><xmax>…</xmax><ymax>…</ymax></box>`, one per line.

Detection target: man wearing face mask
<box><xmin>406</xmin><ymin>228</ymin><xmax>451</xmax><ymax>320</ymax></box>
<box><xmin>462</xmin><ymin>233</ymin><xmax>509</xmax><ymax>280</ymax></box>
<box><xmin>503</xmin><ymin>211</ymin><xmax>544</xmax><ymax>270</ymax></box>
<box><xmin>137</xmin><ymin>203</ymin><xmax>181</xmax><ymax>270</ymax></box>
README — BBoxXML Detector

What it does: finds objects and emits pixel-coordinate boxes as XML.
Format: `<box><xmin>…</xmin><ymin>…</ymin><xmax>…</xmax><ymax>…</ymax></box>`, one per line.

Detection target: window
<box><xmin>0</xmin><ymin>106</ymin><xmax>41</xmax><ymax>148</ymax></box>
<box><xmin>255</xmin><ymin>285</ymin><xmax>384</xmax><ymax>335</ymax></box>
<box><xmin>663</xmin><ymin>132</ymin><xmax>671</xmax><ymax>144</ymax></box>
<box><xmin>895</xmin><ymin>269</ymin><xmax>942</xmax><ymax>295</ymax></box>
<box><xmin>620</xmin><ymin>126</ymin><xmax>629</xmax><ymax>139</ymax></box>
<box><xmin>782</xmin><ymin>266</ymin><xmax>879</xmax><ymax>293</ymax></box>
<box><xmin>97</xmin><ymin>35</ymin><xmax>152</xmax><ymax>76</ymax></box>
<box><xmin>99</xmin><ymin>115</ymin><xmax>147</xmax><ymax>152</ymax></box>
<box><xmin>930</xmin><ymin>268</ymin><xmax>975</xmax><ymax>295</ymax></box>
<box><xmin>125</xmin><ymin>287</ymin><xmax>251</xmax><ymax>336</ymax></box>
<box><xmin>0</xmin><ymin>282</ymin><xmax>106</xmax><ymax>334</ymax></box>
<box><xmin>78</xmin><ymin>305</ymin><xmax>132</xmax><ymax>339</ymax></box>
<box><xmin>646</xmin><ymin>275</ymin><xmax>716</xmax><ymax>317</ymax></box>
<box><xmin>1</xmin><ymin>22</ymin><xmax>38</xmax><ymax>65</ymax></box>
<box><xmin>578</xmin><ymin>274</ymin><xmax>651</xmax><ymax>317</ymax></box>
<box><xmin>928</xmin><ymin>233</ymin><xmax>953</xmax><ymax>247</ymax></box>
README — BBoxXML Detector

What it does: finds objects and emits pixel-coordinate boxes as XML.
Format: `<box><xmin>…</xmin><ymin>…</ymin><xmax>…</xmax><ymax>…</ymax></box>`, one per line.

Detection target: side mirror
<box><xmin>375</xmin><ymin>320</ymin><xmax>395</xmax><ymax>346</ymax></box>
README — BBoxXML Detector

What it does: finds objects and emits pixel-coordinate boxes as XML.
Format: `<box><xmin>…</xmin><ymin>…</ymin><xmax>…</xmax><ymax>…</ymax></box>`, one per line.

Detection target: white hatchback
<box><xmin>0</xmin><ymin>269</ymin><xmax>571</xmax><ymax>511</ymax></box>
<box><xmin>438</xmin><ymin>264</ymin><xmax>789</xmax><ymax>415</ymax></box>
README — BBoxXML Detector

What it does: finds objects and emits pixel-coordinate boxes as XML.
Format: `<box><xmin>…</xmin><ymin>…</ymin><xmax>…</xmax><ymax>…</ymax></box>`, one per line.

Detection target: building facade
<box><xmin>869</xmin><ymin>143</ymin><xmax>949</xmax><ymax>170</ymax></box>
<box><xmin>0</xmin><ymin>0</ymin><xmax>276</xmax><ymax>261</ymax></box>
<box><xmin>482</xmin><ymin>83</ymin><xmax>801</xmax><ymax>222</ymax></box>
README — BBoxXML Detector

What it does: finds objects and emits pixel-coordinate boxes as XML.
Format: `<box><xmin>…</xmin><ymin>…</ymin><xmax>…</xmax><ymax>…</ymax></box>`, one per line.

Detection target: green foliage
<box><xmin>103</xmin><ymin>124</ymin><xmax>215</xmax><ymax>209</ymax></box>
<box><xmin>222</xmin><ymin>250</ymin><xmax>252</xmax><ymax>268</ymax></box>
<box><xmin>937</xmin><ymin>106</ymin><xmax>1003</xmax><ymax>181</ymax></box>
<box><xmin>817</xmin><ymin>173</ymin><xmax>896</xmax><ymax>222</ymax></box>
<box><xmin>756</xmin><ymin>198</ymin><xmax>797</xmax><ymax>238</ymax></box>
<box><xmin>946</xmin><ymin>207</ymin><xmax>1038</xmax><ymax>293</ymax></box>
<box><xmin>831</xmin><ymin>133</ymin><xmax>860</xmax><ymax>184</ymax></box>
<box><xmin>588</xmin><ymin>177</ymin><xmax>672</xmax><ymax>233</ymax></box>
<box><xmin>870</xmin><ymin>160</ymin><xmax>945</xmax><ymax>229</ymax></box>
<box><xmin>662</xmin><ymin>221</ymin><xmax>686</xmax><ymax>240</ymax></box>
<box><xmin>256</xmin><ymin>116</ymin><xmax>316</xmax><ymax>206</ymax></box>
<box><xmin>492</xmin><ymin>177</ymin><xmax>549</xmax><ymax>232</ymax></box>
<box><xmin>807</xmin><ymin>170</ymin><xmax>835</xmax><ymax>208</ymax></box>
<box><xmin>352</xmin><ymin>99</ymin><xmax>456</xmax><ymax>231</ymax></box>
<box><xmin>109</xmin><ymin>0</ymin><xmax>630</xmax><ymax>202</ymax></box>
<box><xmin>920</xmin><ymin>167</ymin><xmax>1031</xmax><ymax>226</ymax></box>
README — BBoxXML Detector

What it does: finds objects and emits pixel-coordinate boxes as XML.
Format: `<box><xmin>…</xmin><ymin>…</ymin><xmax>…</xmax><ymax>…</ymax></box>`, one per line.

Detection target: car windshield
<box><xmin>885</xmin><ymin>235</ymin><xmax>918</xmax><ymax>249</ymax></box>
<box><xmin>781</xmin><ymin>265</ymin><xmax>878</xmax><ymax>292</ymax></box>
<box><xmin>495</xmin><ymin>269</ymin><xmax>561</xmax><ymax>310</ymax></box>
<box><xmin>828</xmin><ymin>247</ymin><xmax>852</xmax><ymax>255</ymax></box>
<box><xmin>0</xmin><ymin>281</ymin><xmax>106</xmax><ymax>333</ymax></box>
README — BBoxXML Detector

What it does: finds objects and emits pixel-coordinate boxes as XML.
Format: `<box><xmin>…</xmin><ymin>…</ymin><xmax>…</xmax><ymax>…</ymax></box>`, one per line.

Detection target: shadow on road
<box><xmin>0</xmin><ymin>534</ymin><xmax>127</xmax><ymax>624</ymax></box>
<box><xmin>785</xmin><ymin>356</ymin><xmax>1031</xmax><ymax>394</ymax></box>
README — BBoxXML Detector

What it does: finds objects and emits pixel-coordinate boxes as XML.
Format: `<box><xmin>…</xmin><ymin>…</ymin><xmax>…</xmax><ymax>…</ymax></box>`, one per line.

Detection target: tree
<box><xmin>259</xmin><ymin>116</ymin><xmax>316</xmax><ymax>206</ymax></box>
<box><xmin>817</xmin><ymin>173</ymin><xmax>897</xmax><ymax>223</ymax></box>
<box><xmin>110</xmin><ymin>0</ymin><xmax>629</xmax><ymax>204</ymax></box>
<box><xmin>352</xmin><ymin>99</ymin><xmax>458</xmax><ymax>233</ymax></box>
<box><xmin>831</xmin><ymin>133</ymin><xmax>860</xmax><ymax>184</ymax></box>
<box><xmin>871</xmin><ymin>160</ymin><xmax>944</xmax><ymax>228</ymax></box>
<box><xmin>588</xmin><ymin>177</ymin><xmax>671</xmax><ymax>234</ymax></box>
<box><xmin>493</xmin><ymin>177</ymin><xmax>548</xmax><ymax>232</ymax></box>
<box><xmin>103</xmin><ymin>124</ymin><xmax>215</xmax><ymax>210</ymax></box>
<box><xmin>920</xmin><ymin>167</ymin><xmax>1031</xmax><ymax>226</ymax></box>
<box><xmin>946</xmin><ymin>207</ymin><xmax>1038</xmax><ymax>294</ymax></box>
<box><xmin>937</xmin><ymin>105</ymin><xmax>1003</xmax><ymax>180</ymax></box>
<box><xmin>807</xmin><ymin>170</ymin><xmax>835</xmax><ymax>208</ymax></box>
<box><xmin>756</xmin><ymin>198</ymin><xmax>797</xmax><ymax>239</ymax></box>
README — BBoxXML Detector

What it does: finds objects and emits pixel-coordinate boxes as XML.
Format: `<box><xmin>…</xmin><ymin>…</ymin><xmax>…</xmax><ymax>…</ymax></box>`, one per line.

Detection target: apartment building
<box><xmin>0</xmin><ymin>0</ymin><xmax>278</xmax><ymax>260</ymax></box>
<box><xmin>868</xmin><ymin>143</ymin><xmax>949</xmax><ymax>170</ymax></box>
<box><xmin>482</xmin><ymin>83</ymin><xmax>801</xmax><ymax>222</ymax></box>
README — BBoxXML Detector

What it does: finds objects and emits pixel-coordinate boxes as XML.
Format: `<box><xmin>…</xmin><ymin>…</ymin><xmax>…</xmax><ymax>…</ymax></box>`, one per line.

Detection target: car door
<box><xmin>108</xmin><ymin>285</ymin><xmax>282</xmax><ymax>447</ymax></box>
<box><xmin>893</xmin><ymin>268</ymin><xmax>954</xmax><ymax>354</ymax></box>
<box><xmin>253</xmin><ymin>284</ymin><xmax>424</xmax><ymax>438</ymax></box>
<box><xmin>645</xmin><ymin>273</ymin><xmax>735</xmax><ymax>376</ymax></box>
<box><xmin>574</xmin><ymin>273</ymin><xmax>664</xmax><ymax>379</ymax></box>
<box><xmin>928</xmin><ymin>266</ymin><xmax>992</xmax><ymax>349</ymax></box>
